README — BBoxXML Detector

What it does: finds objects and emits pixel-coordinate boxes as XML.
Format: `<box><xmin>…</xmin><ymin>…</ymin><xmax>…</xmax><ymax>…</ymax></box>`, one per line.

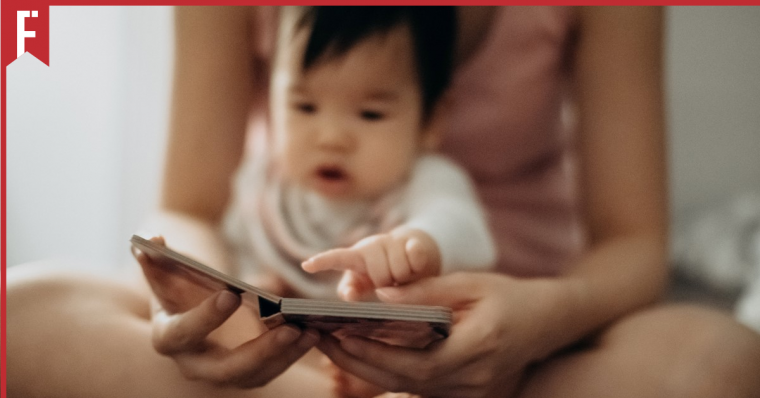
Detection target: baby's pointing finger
<box><xmin>302</xmin><ymin>249</ymin><xmax>367</xmax><ymax>274</ymax></box>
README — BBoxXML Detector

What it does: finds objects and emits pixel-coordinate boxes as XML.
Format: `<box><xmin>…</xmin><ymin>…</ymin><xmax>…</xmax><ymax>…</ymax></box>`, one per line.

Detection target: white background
<box><xmin>8</xmin><ymin>7</ymin><xmax>173</xmax><ymax>272</ymax></box>
<box><xmin>7</xmin><ymin>6</ymin><xmax>760</xmax><ymax>272</ymax></box>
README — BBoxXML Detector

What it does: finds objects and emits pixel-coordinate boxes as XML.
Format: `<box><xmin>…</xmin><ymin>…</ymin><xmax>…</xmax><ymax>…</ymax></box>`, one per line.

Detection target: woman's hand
<box><xmin>133</xmin><ymin>236</ymin><xmax>320</xmax><ymax>388</ymax></box>
<box><xmin>318</xmin><ymin>272</ymin><xmax>559</xmax><ymax>398</ymax></box>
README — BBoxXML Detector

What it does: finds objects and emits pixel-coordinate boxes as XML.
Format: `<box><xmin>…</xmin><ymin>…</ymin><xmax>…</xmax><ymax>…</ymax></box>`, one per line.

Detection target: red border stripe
<box><xmin>3</xmin><ymin>3</ymin><xmax>760</xmax><ymax>398</ymax></box>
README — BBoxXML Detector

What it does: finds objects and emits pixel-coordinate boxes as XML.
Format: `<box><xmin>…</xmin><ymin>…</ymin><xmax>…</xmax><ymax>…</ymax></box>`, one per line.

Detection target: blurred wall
<box><xmin>7</xmin><ymin>7</ymin><xmax>172</xmax><ymax>271</ymax></box>
<box><xmin>6</xmin><ymin>6</ymin><xmax>760</xmax><ymax>270</ymax></box>
<box><xmin>666</xmin><ymin>6</ymin><xmax>760</xmax><ymax>222</ymax></box>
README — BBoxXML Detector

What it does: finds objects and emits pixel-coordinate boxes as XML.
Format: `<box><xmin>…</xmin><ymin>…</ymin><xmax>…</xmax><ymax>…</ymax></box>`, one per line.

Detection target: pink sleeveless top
<box><xmin>441</xmin><ymin>7</ymin><xmax>584</xmax><ymax>277</ymax></box>
<box><xmin>251</xmin><ymin>6</ymin><xmax>584</xmax><ymax>277</ymax></box>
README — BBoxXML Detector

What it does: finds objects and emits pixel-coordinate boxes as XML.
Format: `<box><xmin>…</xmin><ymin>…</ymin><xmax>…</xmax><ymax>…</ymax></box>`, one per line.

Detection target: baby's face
<box><xmin>271</xmin><ymin>24</ymin><xmax>431</xmax><ymax>201</ymax></box>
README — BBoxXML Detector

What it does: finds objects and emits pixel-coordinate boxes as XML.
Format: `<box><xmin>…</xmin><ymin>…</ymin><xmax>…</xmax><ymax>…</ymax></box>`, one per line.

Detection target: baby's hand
<box><xmin>302</xmin><ymin>229</ymin><xmax>441</xmax><ymax>301</ymax></box>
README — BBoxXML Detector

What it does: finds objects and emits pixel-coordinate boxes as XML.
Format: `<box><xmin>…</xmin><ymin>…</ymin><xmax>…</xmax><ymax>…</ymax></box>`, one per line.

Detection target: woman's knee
<box><xmin>8</xmin><ymin>260</ymin><xmax>150</xmax><ymax>321</ymax></box>
<box><xmin>7</xmin><ymin>261</ymin><xmax>151</xmax><ymax>364</ymax></box>
<box><xmin>669</xmin><ymin>306</ymin><xmax>760</xmax><ymax>398</ymax></box>
<box><xmin>609</xmin><ymin>304</ymin><xmax>760</xmax><ymax>398</ymax></box>
<box><xmin>8</xmin><ymin>262</ymin><xmax>85</xmax><ymax>316</ymax></box>
<box><xmin>7</xmin><ymin>262</ymin><xmax>158</xmax><ymax>397</ymax></box>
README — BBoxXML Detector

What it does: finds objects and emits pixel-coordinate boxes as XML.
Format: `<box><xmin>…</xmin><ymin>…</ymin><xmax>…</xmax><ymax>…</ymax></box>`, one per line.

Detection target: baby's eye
<box><xmin>360</xmin><ymin>110</ymin><xmax>385</xmax><ymax>121</ymax></box>
<box><xmin>294</xmin><ymin>102</ymin><xmax>316</xmax><ymax>114</ymax></box>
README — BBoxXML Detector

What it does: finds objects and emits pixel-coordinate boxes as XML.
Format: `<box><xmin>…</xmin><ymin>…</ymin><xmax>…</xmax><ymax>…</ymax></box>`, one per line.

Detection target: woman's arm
<box><xmin>148</xmin><ymin>6</ymin><xmax>255</xmax><ymax>271</ymax></box>
<box><xmin>136</xmin><ymin>7</ymin><xmax>322</xmax><ymax>389</ymax></box>
<box><xmin>164</xmin><ymin>6</ymin><xmax>253</xmax><ymax>223</ymax></box>
<box><xmin>538</xmin><ymin>5</ymin><xmax>668</xmax><ymax>354</ymax></box>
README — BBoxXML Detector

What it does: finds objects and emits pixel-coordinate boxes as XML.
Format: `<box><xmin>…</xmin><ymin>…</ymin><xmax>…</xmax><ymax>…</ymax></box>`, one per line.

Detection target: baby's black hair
<box><xmin>295</xmin><ymin>6</ymin><xmax>457</xmax><ymax>120</ymax></box>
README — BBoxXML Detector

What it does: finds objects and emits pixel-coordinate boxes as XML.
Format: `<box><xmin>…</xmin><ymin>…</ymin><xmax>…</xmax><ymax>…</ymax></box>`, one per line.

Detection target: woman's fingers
<box><xmin>318</xmin><ymin>335</ymin><xmax>413</xmax><ymax>393</ymax></box>
<box><xmin>320</xmin><ymin>334</ymin><xmax>490</xmax><ymax>398</ymax></box>
<box><xmin>149</xmin><ymin>235</ymin><xmax>166</xmax><ymax>245</ymax></box>
<box><xmin>130</xmin><ymin>235</ymin><xmax>165</xmax><ymax>267</ymax></box>
<box><xmin>323</xmin><ymin>273</ymin><xmax>525</xmax><ymax>398</ymax></box>
<box><xmin>134</xmin><ymin>236</ymin><xmax>215</xmax><ymax>313</ymax></box>
<box><xmin>375</xmin><ymin>272</ymin><xmax>484</xmax><ymax>307</ymax></box>
<box><xmin>152</xmin><ymin>290</ymin><xmax>241</xmax><ymax>355</ymax></box>
<box><xmin>244</xmin><ymin>328</ymin><xmax>320</xmax><ymax>386</ymax></box>
<box><xmin>152</xmin><ymin>290</ymin><xmax>321</xmax><ymax>389</ymax></box>
<box><xmin>174</xmin><ymin>326</ymin><xmax>319</xmax><ymax>388</ymax></box>
<box><xmin>133</xmin><ymin>235</ymin><xmax>323</xmax><ymax>388</ymax></box>
<box><xmin>319</xmin><ymin>283</ymin><xmax>491</xmax><ymax>384</ymax></box>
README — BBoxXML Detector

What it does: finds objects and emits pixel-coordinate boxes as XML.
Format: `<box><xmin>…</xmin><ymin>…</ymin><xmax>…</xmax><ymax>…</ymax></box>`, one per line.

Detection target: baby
<box><xmin>225</xmin><ymin>6</ymin><xmax>495</xmax><ymax>301</ymax></box>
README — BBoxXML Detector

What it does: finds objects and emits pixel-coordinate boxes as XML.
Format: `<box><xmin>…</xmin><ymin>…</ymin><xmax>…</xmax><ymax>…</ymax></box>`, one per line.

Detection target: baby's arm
<box><xmin>302</xmin><ymin>228</ymin><xmax>441</xmax><ymax>301</ymax></box>
<box><xmin>403</xmin><ymin>154</ymin><xmax>497</xmax><ymax>273</ymax></box>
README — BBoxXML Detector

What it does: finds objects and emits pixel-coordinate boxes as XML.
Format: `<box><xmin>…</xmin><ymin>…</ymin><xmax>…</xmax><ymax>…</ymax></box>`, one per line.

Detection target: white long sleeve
<box><xmin>403</xmin><ymin>154</ymin><xmax>497</xmax><ymax>273</ymax></box>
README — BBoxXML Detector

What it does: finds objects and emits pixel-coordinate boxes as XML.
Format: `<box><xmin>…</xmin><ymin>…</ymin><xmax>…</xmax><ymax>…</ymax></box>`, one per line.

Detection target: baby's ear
<box><xmin>421</xmin><ymin>92</ymin><xmax>452</xmax><ymax>151</ymax></box>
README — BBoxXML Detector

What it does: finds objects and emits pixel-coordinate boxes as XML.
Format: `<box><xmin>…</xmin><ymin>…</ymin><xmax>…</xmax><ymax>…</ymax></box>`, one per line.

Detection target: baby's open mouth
<box><xmin>317</xmin><ymin>166</ymin><xmax>346</xmax><ymax>181</ymax></box>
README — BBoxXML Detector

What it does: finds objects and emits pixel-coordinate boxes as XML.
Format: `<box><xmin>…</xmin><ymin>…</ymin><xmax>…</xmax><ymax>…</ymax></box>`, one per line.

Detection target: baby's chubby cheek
<box><xmin>272</xmin><ymin>141</ymin><xmax>306</xmax><ymax>181</ymax></box>
<box><xmin>360</xmin><ymin>154</ymin><xmax>413</xmax><ymax>193</ymax></box>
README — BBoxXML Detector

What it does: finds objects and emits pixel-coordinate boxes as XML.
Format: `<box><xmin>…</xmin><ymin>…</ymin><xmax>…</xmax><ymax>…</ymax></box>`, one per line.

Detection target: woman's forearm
<box><xmin>526</xmin><ymin>5</ymin><xmax>669</xmax><ymax>363</ymax></box>
<box><xmin>530</xmin><ymin>232</ymin><xmax>669</xmax><ymax>361</ymax></box>
<box><xmin>147</xmin><ymin>7</ymin><xmax>259</xmax><ymax>276</ymax></box>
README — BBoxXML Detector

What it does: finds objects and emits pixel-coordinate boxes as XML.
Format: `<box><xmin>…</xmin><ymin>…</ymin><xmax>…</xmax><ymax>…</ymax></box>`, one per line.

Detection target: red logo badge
<box><xmin>2</xmin><ymin>2</ymin><xmax>50</xmax><ymax>68</ymax></box>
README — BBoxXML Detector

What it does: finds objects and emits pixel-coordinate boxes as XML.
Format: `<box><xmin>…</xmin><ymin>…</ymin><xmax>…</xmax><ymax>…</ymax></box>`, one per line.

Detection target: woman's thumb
<box><xmin>375</xmin><ymin>272</ymin><xmax>480</xmax><ymax>307</ymax></box>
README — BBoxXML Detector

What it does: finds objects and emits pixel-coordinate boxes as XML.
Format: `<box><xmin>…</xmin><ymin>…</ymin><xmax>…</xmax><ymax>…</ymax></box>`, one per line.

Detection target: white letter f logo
<box><xmin>17</xmin><ymin>10</ymin><xmax>39</xmax><ymax>58</ymax></box>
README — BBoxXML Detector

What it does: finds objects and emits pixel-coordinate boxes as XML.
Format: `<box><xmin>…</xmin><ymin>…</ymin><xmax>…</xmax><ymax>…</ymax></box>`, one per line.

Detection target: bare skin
<box><xmin>7</xmin><ymin>6</ymin><xmax>760</xmax><ymax>398</ymax></box>
<box><xmin>7</xmin><ymin>262</ymin><xmax>332</xmax><ymax>398</ymax></box>
<box><xmin>303</xmin><ymin>227</ymin><xmax>442</xmax><ymax>302</ymax></box>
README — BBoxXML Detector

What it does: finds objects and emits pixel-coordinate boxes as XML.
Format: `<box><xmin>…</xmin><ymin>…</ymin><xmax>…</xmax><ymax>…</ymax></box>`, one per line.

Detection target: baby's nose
<box><xmin>316</xmin><ymin>121</ymin><xmax>353</xmax><ymax>150</ymax></box>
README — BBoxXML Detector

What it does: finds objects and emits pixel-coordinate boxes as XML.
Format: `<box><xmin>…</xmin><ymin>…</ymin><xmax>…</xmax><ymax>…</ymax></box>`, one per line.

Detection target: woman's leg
<box><xmin>7</xmin><ymin>261</ymin><xmax>334</xmax><ymax>398</ymax></box>
<box><xmin>518</xmin><ymin>304</ymin><xmax>760</xmax><ymax>398</ymax></box>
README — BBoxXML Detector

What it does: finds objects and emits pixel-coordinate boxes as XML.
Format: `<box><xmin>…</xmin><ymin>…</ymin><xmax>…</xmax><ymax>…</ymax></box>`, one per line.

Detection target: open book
<box><xmin>131</xmin><ymin>234</ymin><xmax>451</xmax><ymax>347</ymax></box>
